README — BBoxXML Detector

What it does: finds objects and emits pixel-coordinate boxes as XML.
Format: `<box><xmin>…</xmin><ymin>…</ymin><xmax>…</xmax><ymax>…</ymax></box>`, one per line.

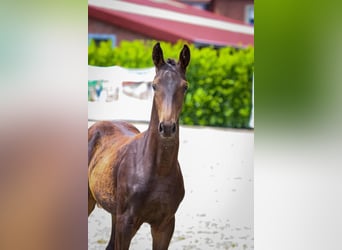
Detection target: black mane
<box><xmin>166</xmin><ymin>58</ymin><xmax>176</xmax><ymax>66</ymax></box>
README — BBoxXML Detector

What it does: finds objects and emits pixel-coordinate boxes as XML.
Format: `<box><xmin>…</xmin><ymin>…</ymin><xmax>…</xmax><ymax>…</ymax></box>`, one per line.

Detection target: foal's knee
<box><xmin>116</xmin><ymin>214</ymin><xmax>135</xmax><ymax>234</ymax></box>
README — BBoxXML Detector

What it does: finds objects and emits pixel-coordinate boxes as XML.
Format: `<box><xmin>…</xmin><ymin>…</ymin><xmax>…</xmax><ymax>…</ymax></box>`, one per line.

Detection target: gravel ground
<box><xmin>88</xmin><ymin>122</ymin><xmax>253</xmax><ymax>250</ymax></box>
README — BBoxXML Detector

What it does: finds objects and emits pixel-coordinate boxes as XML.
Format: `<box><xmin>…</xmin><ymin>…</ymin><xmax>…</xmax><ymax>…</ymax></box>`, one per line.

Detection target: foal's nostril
<box><xmin>172</xmin><ymin>123</ymin><xmax>176</xmax><ymax>134</ymax></box>
<box><xmin>159</xmin><ymin>122</ymin><xmax>164</xmax><ymax>133</ymax></box>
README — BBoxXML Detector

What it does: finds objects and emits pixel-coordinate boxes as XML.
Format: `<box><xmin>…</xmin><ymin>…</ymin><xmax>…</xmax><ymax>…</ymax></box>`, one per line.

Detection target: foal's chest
<box><xmin>139</xmin><ymin>177</ymin><xmax>184</xmax><ymax>223</ymax></box>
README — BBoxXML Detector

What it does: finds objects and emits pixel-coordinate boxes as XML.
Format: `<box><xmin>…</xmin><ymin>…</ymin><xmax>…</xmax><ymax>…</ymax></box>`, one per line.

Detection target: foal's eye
<box><xmin>152</xmin><ymin>83</ymin><xmax>157</xmax><ymax>91</ymax></box>
<box><xmin>183</xmin><ymin>85</ymin><xmax>188</xmax><ymax>92</ymax></box>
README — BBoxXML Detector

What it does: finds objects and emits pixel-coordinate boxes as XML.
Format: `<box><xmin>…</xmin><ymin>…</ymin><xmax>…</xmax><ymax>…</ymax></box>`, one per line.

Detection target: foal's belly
<box><xmin>88</xmin><ymin>144</ymin><xmax>121</xmax><ymax>213</ymax></box>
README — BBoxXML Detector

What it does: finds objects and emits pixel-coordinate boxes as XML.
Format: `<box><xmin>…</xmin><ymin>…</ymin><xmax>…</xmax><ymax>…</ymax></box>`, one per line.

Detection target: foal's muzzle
<box><xmin>158</xmin><ymin>121</ymin><xmax>177</xmax><ymax>138</ymax></box>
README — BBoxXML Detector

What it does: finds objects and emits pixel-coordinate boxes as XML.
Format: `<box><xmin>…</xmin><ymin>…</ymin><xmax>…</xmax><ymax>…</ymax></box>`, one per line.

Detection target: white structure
<box><xmin>88</xmin><ymin>65</ymin><xmax>155</xmax><ymax>121</ymax></box>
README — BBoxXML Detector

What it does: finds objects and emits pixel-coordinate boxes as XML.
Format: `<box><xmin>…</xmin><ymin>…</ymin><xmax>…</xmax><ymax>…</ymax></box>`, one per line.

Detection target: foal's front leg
<box><xmin>114</xmin><ymin>212</ymin><xmax>140</xmax><ymax>250</ymax></box>
<box><xmin>151</xmin><ymin>216</ymin><xmax>175</xmax><ymax>250</ymax></box>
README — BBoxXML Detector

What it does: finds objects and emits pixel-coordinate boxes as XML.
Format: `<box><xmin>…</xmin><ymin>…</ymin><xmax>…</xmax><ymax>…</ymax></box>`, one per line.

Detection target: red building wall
<box><xmin>88</xmin><ymin>0</ymin><xmax>254</xmax><ymax>45</ymax></box>
<box><xmin>89</xmin><ymin>17</ymin><xmax>150</xmax><ymax>45</ymax></box>
<box><xmin>213</xmin><ymin>0</ymin><xmax>253</xmax><ymax>23</ymax></box>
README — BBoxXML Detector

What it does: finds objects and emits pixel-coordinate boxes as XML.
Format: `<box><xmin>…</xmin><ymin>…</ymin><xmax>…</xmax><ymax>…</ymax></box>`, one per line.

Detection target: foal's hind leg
<box><xmin>88</xmin><ymin>183</ymin><xmax>96</xmax><ymax>216</ymax></box>
<box><xmin>151</xmin><ymin>216</ymin><xmax>175</xmax><ymax>250</ymax></box>
<box><xmin>106</xmin><ymin>215</ymin><xmax>116</xmax><ymax>250</ymax></box>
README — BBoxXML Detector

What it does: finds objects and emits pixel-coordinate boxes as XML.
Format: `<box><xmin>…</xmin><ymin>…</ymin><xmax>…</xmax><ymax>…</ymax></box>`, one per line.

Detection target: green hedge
<box><xmin>89</xmin><ymin>40</ymin><xmax>254</xmax><ymax>128</ymax></box>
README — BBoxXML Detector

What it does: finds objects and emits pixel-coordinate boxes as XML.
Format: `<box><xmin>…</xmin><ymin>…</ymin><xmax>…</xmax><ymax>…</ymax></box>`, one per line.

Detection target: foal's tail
<box><xmin>88</xmin><ymin>127</ymin><xmax>101</xmax><ymax>216</ymax></box>
<box><xmin>88</xmin><ymin>128</ymin><xmax>101</xmax><ymax>166</ymax></box>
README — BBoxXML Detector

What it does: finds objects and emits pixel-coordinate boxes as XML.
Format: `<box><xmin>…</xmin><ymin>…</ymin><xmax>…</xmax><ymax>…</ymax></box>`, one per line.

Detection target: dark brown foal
<box><xmin>88</xmin><ymin>43</ymin><xmax>190</xmax><ymax>250</ymax></box>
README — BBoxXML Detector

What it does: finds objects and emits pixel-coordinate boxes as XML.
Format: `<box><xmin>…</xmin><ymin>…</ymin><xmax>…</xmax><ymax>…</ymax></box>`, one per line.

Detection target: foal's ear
<box><xmin>152</xmin><ymin>42</ymin><xmax>165</xmax><ymax>70</ymax></box>
<box><xmin>178</xmin><ymin>44</ymin><xmax>190</xmax><ymax>73</ymax></box>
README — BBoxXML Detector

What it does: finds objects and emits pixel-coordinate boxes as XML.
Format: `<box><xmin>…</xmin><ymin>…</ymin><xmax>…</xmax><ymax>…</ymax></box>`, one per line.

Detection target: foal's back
<box><xmin>88</xmin><ymin>121</ymin><xmax>140</xmax><ymax>164</ymax></box>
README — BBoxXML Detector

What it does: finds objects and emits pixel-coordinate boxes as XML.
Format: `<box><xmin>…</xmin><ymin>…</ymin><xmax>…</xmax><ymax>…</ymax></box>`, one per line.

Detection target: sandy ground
<box><xmin>88</xmin><ymin>122</ymin><xmax>253</xmax><ymax>250</ymax></box>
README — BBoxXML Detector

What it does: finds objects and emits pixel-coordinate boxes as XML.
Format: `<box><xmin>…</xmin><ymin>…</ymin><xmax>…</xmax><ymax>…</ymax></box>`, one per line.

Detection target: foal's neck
<box><xmin>145</xmin><ymin>103</ymin><xmax>179</xmax><ymax>176</ymax></box>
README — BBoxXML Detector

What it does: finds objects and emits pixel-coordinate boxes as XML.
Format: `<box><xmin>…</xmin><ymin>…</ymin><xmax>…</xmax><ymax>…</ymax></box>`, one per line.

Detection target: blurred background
<box><xmin>1</xmin><ymin>0</ymin><xmax>341</xmax><ymax>250</ymax></box>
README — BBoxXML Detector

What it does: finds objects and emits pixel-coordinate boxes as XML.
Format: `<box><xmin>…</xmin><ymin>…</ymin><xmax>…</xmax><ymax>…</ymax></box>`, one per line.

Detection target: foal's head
<box><xmin>151</xmin><ymin>43</ymin><xmax>190</xmax><ymax>139</ymax></box>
